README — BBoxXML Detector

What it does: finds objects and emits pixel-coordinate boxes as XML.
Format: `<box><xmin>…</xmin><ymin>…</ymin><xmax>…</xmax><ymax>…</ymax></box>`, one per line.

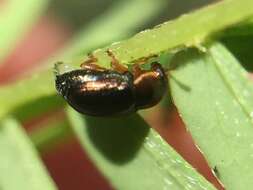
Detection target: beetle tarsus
<box><xmin>81</xmin><ymin>53</ymin><xmax>106</xmax><ymax>71</ymax></box>
<box><xmin>106</xmin><ymin>49</ymin><xmax>128</xmax><ymax>73</ymax></box>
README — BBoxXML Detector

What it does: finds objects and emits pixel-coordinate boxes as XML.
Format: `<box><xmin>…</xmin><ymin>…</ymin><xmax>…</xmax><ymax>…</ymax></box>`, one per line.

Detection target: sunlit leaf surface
<box><xmin>67</xmin><ymin>109</ymin><xmax>216</xmax><ymax>190</ymax></box>
<box><xmin>170</xmin><ymin>42</ymin><xmax>253</xmax><ymax>189</ymax></box>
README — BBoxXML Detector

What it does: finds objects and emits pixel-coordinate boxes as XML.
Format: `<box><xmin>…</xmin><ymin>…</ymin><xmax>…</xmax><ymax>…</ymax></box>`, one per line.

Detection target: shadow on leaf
<box><xmin>83</xmin><ymin>114</ymin><xmax>150</xmax><ymax>164</ymax></box>
<box><xmin>169</xmin><ymin>48</ymin><xmax>207</xmax><ymax>92</ymax></box>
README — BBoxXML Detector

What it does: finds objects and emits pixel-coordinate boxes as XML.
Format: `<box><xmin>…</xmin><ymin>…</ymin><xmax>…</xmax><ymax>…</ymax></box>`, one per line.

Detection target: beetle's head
<box><xmin>55</xmin><ymin>73</ymin><xmax>70</xmax><ymax>99</ymax></box>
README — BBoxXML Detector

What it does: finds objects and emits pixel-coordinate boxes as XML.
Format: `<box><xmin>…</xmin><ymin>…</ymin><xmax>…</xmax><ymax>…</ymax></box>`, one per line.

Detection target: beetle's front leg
<box><xmin>131</xmin><ymin>63</ymin><xmax>145</xmax><ymax>79</ymax></box>
<box><xmin>80</xmin><ymin>53</ymin><xmax>107</xmax><ymax>71</ymax></box>
<box><xmin>106</xmin><ymin>49</ymin><xmax>129</xmax><ymax>73</ymax></box>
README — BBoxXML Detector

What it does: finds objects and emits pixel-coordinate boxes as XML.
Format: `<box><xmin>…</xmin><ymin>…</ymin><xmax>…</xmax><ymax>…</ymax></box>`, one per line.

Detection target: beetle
<box><xmin>55</xmin><ymin>50</ymin><xmax>168</xmax><ymax>116</ymax></box>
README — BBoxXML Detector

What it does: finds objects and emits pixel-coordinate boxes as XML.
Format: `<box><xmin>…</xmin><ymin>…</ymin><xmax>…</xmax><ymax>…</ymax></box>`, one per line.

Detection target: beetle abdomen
<box><xmin>55</xmin><ymin>69</ymin><xmax>135</xmax><ymax>116</ymax></box>
<box><xmin>134</xmin><ymin>63</ymin><xmax>168</xmax><ymax>109</ymax></box>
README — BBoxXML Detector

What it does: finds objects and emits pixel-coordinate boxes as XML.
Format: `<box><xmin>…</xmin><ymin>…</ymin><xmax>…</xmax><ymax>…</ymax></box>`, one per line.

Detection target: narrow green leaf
<box><xmin>0</xmin><ymin>118</ymin><xmax>56</xmax><ymax>190</ymax></box>
<box><xmin>0</xmin><ymin>0</ymin><xmax>49</xmax><ymax>63</ymax></box>
<box><xmin>11</xmin><ymin>95</ymin><xmax>65</xmax><ymax>122</ymax></box>
<box><xmin>170</xmin><ymin>42</ymin><xmax>253</xmax><ymax>189</ymax></box>
<box><xmin>67</xmin><ymin>108</ymin><xmax>216</xmax><ymax>190</ymax></box>
<box><xmin>0</xmin><ymin>71</ymin><xmax>55</xmax><ymax>119</ymax></box>
<box><xmin>30</xmin><ymin>116</ymin><xmax>72</xmax><ymax>151</ymax></box>
<box><xmin>85</xmin><ymin>0</ymin><xmax>253</xmax><ymax>68</ymax></box>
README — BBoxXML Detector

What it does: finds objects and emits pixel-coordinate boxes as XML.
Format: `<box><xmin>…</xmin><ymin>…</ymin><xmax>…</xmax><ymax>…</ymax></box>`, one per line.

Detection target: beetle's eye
<box><xmin>54</xmin><ymin>62</ymin><xmax>75</xmax><ymax>77</ymax></box>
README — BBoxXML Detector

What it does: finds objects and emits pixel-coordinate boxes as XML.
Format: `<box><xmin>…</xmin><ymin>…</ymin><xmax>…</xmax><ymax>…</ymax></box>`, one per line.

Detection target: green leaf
<box><xmin>11</xmin><ymin>95</ymin><xmax>65</xmax><ymax>122</ymax></box>
<box><xmin>0</xmin><ymin>118</ymin><xmax>56</xmax><ymax>190</ymax></box>
<box><xmin>67</xmin><ymin>108</ymin><xmax>216</xmax><ymax>190</ymax></box>
<box><xmin>30</xmin><ymin>115</ymin><xmax>72</xmax><ymax>152</ymax></box>
<box><xmin>83</xmin><ymin>0</ymin><xmax>253</xmax><ymax>68</ymax></box>
<box><xmin>0</xmin><ymin>0</ymin><xmax>50</xmax><ymax>63</ymax></box>
<box><xmin>0</xmin><ymin>71</ymin><xmax>55</xmax><ymax>119</ymax></box>
<box><xmin>170</xmin><ymin>42</ymin><xmax>253</xmax><ymax>189</ymax></box>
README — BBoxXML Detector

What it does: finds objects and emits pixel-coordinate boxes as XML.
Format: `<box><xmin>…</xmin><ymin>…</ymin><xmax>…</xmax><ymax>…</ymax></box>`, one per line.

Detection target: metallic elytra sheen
<box><xmin>55</xmin><ymin>63</ymin><xmax>167</xmax><ymax>116</ymax></box>
<box><xmin>56</xmin><ymin>69</ymin><xmax>135</xmax><ymax>116</ymax></box>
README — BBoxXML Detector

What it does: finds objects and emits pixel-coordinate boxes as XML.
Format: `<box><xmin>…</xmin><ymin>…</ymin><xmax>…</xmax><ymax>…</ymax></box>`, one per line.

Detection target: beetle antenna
<box><xmin>53</xmin><ymin>62</ymin><xmax>63</xmax><ymax>76</ymax></box>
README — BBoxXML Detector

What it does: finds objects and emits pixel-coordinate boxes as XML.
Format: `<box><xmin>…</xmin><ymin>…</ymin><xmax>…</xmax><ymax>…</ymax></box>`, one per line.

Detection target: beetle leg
<box><xmin>133</xmin><ymin>58</ymin><xmax>148</xmax><ymax>66</ymax></box>
<box><xmin>106</xmin><ymin>49</ymin><xmax>128</xmax><ymax>73</ymax></box>
<box><xmin>80</xmin><ymin>53</ymin><xmax>107</xmax><ymax>71</ymax></box>
<box><xmin>132</xmin><ymin>63</ymin><xmax>145</xmax><ymax>79</ymax></box>
<box><xmin>132</xmin><ymin>55</ymin><xmax>160</xmax><ymax>79</ymax></box>
<box><xmin>81</xmin><ymin>62</ymin><xmax>107</xmax><ymax>71</ymax></box>
<box><xmin>151</xmin><ymin>62</ymin><xmax>170</xmax><ymax>77</ymax></box>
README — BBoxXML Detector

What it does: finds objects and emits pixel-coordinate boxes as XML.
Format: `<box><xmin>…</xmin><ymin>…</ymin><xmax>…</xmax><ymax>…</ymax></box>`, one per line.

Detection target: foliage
<box><xmin>1</xmin><ymin>0</ymin><xmax>253</xmax><ymax>189</ymax></box>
